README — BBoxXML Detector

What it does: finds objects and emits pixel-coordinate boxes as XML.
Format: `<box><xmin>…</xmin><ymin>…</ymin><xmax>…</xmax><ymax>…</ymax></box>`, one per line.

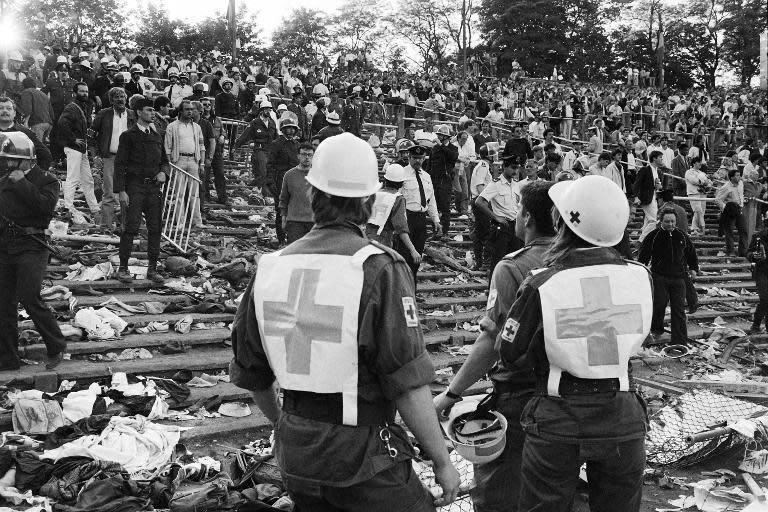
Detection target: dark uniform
<box><xmin>0</xmin><ymin>165</ymin><xmax>66</xmax><ymax>370</ymax></box>
<box><xmin>0</xmin><ymin>124</ymin><xmax>52</xmax><ymax>171</ymax></box>
<box><xmin>235</xmin><ymin>116</ymin><xmax>276</xmax><ymax>189</ymax></box>
<box><xmin>499</xmin><ymin>248</ymin><xmax>651</xmax><ymax>512</ymax></box>
<box><xmin>267</xmin><ymin>135</ymin><xmax>299</xmax><ymax>244</ymax></box>
<box><xmin>316</xmin><ymin>124</ymin><xmax>344</xmax><ymax>142</ymax></box>
<box><xmin>748</xmin><ymin>229</ymin><xmax>768</xmax><ymax>331</ymax></box>
<box><xmin>230</xmin><ymin>223</ymin><xmax>436</xmax><ymax>511</ymax></box>
<box><xmin>425</xmin><ymin>142</ymin><xmax>458</xmax><ymax>235</ymax></box>
<box><xmin>202</xmin><ymin>112</ymin><xmax>227</xmax><ymax>204</ymax></box>
<box><xmin>472</xmin><ymin>237</ymin><xmax>552</xmax><ymax>512</ymax></box>
<box><xmin>114</xmin><ymin>124</ymin><xmax>169</xmax><ymax>271</ymax></box>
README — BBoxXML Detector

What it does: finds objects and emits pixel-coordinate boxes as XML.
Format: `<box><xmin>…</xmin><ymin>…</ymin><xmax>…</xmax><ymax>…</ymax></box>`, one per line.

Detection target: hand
<box><xmin>155</xmin><ymin>172</ymin><xmax>166</xmax><ymax>183</ymax></box>
<box><xmin>119</xmin><ymin>191</ymin><xmax>129</xmax><ymax>207</ymax></box>
<box><xmin>205</xmin><ymin>158</ymin><xmax>212</xmax><ymax>167</ymax></box>
<box><xmin>411</xmin><ymin>250</ymin><xmax>422</xmax><ymax>266</ymax></box>
<box><xmin>431</xmin><ymin>460</ymin><xmax>461</xmax><ymax>507</ymax></box>
<box><xmin>75</xmin><ymin>138</ymin><xmax>85</xmax><ymax>147</ymax></box>
<box><xmin>281</xmin><ymin>218</ymin><xmax>287</xmax><ymax>230</ymax></box>
<box><xmin>433</xmin><ymin>223</ymin><xmax>443</xmax><ymax>237</ymax></box>
<box><xmin>689</xmin><ymin>270</ymin><xmax>697</xmax><ymax>280</ymax></box>
<box><xmin>433</xmin><ymin>390</ymin><xmax>459</xmax><ymax>420</ymax></box>
<box><xmin>8</xmin><ymin>170</ymin><xmax>25</xmax><ymax>182</ymax></box>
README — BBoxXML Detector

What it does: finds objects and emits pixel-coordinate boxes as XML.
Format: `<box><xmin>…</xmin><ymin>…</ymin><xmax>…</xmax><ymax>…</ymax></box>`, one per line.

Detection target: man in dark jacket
<box><xmin>90</xmin><ymin>87</ymin><xmax>136</xmax><ymax>229</ymax></box>
<box><xmin>58</xmin><ymin>82</ymin><xmax>99</xmax><ymax>223</ymax></box>
<box><xmin>215</xmin><ymin>78</ymin><xmax>239</xmax><ymax>119</ymax></box>
<box><xmin>341</xmin><ymin>94</ymin><xmax>365</xmax><ymax>137</ymax></box>
<box><xmin>239</xmin><ymin>77</ymin><xmax>257</xmax><ymax>117</ymax></box>
<box><xmin>286</xmin><ymin>90</ymin><xmax>308</xmax><ymax>141</ymax></box>
<box><xmin>114</xmin><ymin>98</ymin><xmax>169</xmax><ymax>284</ymax></box>
<box><xmin>638</xmin><ymin>207</ymin><xmax>699</xmax><ymax>343</ymax></box>
<box><xmin>0</xmin><ymin>97</ymin><xmax>52</xmax><ymax>170</ymax></box>
<box><xmin>235</xmin><ymin>100</ymin><xmax>277</xmax><ymax>189</ymax></box>
<box><xmin>267</xmin><ymin>117</ymin><xmax>300</xmax><ymax>244</ymax></box>
<box><xmin>501</xmin><ymin>124</ymin><xmax>533</xmax><ymax>164</ymax></box>
<box><xmin>0</xmin><ymin>131</ymin><xmax>66</xmax><ymax>371</ymax></box>
<box><xmin>634</xmin><ymin>150</ymin><xmax>664</xmax><ymax>243</ymax></box>
<box><xmin>426</xmin><ymin>124</ymin><xmax>459</xmax><ymax>237</ymax></box>
<box><xmin>19</xmin><ymin>78</ymin><xmax>56</xmax><ymax>145</ymax></box>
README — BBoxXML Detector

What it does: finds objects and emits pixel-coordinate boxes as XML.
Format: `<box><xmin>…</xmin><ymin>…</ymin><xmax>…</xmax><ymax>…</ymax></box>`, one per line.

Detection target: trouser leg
<box><xmin>78</xmin><ymin>152</ymin><xmax>99</xmax><ymax>214</ymax></box>
<box><xmin>0</xmin><ymin>245</ymin><xmax>21</xmax><ymax>368</ymax></box>
<box><xmin>434</xmin><ymin>184</ymin><xmax>452</xmax><ymax>235</ymax></box>
<box><xmin>517</xmin><ymin>435</ymin><xmax>581</xmax><ymax>512</ymax></box>
<box><xmin>252</xmin><ymin>150</ymin><xmax>267</xmax><ymax>189</ymax></box>
<box><xmin>101</xmin><ymin>156</ymin><xmax>117</xmax><ymax>228</ymax></box>
<box><xmin>144</xmin><ymin>183</ymin><xmax>163</xmax><ymax>266</ymax></box>
<box><xmin>651</xmin><ymin>273</ymin><xmax>669</xmax><ymax>334</ymax></box>
<box><xmin>403</xmin><ymin>211</ymin><xmax>427</xmax><ymax>283</ymax></box>
<box><xmin>472</xmin><ymin>201</ymin><xmax>490</xmax><ymax>265</ymax></box>
<box><xmin>63</xmin><ymin>147</ymin><xmax>81</xmax><ymax>212</ymax></box>
<box><xmin>736</xmin><ymin>212</ymin><xmax>748</xmax><ymax>256</ymax></box>
<box><xmin>639</xmin><ymin>200</ymin><xmax>657</xmax><ymax>242</ymax></box>
<box><xmin>668</xmin><ymin>277</ymin><xmax>687</xmax><ymax>343</ymax></box>
<box><xmin>754</xmin><ymin>271</ymin><xmax>768</xmax><ymax>327</ymax></box>
<box><xmin>119</xmin><ymin>181</ymin><xmax>144</xmax><ymax>268</ymax></box>
<box><xmin>584</xmin><ymin>438</ymin><xmax>645</xmax><ymax>512</ymax></box>
<box><xmin>212</xmin><ymin>147</ymin><xmax>227</xmax><ymax>201</ymax></box>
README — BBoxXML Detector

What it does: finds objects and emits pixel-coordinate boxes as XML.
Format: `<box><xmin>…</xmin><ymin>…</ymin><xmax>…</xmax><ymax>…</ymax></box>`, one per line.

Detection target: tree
<box><xmin>327</xmin><ymin>0</ymin><xmax>385</xmax><ymax>55</ymax></box>
<box><xmin>134</xmin><ymin>2</ymin><xmax>179</xmax><ymax>52</ymax></box>
<box><xmin>438</xmin><ymin>0</ymin><xmax>476</xmax><ymax>77</ymax></box>
<box><xmin>271</xmin><ymin>8</ymin><xmax>330</xmax><ymax>65</ymax></box>
<box><xmin>387</xmin><ymin>0</ymin><xmax>451</xmax><ymax>73</ymax></box>
<box><xmin>15</xmin><ymin>0</ymin><xmax>127</xmax><ymax>46</ymax></box>
<box><xmin>720</xmin><ymin>0</ymin><xmax>767</xmax><ymax>85</ymax></box>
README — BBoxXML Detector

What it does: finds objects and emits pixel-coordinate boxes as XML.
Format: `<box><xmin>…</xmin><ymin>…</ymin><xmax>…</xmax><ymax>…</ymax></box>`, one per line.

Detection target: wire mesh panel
<box><xmin>414</xmin><ymin>451</ymin><xmax>475</xmax><ymax>512</ymax></box>
<box><xmin>161</xmin><ymin>163</ymin><xmax>202</xmax><ymax>252</ymax></box>
<box><xmin>646</xmin><ymin>390</ymin><xmax>767</xmax><ymax>467</ymax></box>
<box><xmin>220</xmin><ymin>118</ymin><xmax>250</xmax><ymax>161</ymax></box>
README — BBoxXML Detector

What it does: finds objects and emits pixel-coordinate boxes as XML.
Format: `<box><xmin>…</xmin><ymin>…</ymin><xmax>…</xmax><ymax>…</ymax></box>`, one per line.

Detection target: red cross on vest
<box><xmin>554</xmin><ymin>276</ymin><xmax>643</xmax><ymax>366</ymax></box>
<box><xmin>263</xmin><ymin>268</ymin><xmax>344</xmax><ymax>375</ymax></box>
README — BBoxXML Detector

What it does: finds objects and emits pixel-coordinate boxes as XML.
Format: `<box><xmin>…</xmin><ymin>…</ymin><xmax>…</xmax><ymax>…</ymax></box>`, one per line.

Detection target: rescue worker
<box><xmin>475</xmin><ymin>155</ymin><xmax>525</xmax><ymax>277</ymax></box>
<box><xmin>267</xmin><ymin>115</ymin><xmax>300</xmax><ymax>244</ymax></box>
<box><xmin>235</xmin><ymin>100</ymin><xmax>277</xmax><ymax>190</ymax></box>
<box><xmin>215</xmin><ymin>77</ymin><xmax>239</xmax><ymax>120</ymax></box>
<box><xmin>426</xmin><ymin>124</ymin><xmax>459</xmax><ymax>238</ymax></box>
<box><xmin>400</xmin><ymin>144</ymin><xmax>443</xmax><ymax>282</ymax></box>
<box><xmin>0</xmin><ymin>132</ymin><xmax>67</xmax><ymax>371</ymax></box>
<box><xmin>229</xmin><ymin>132</ymin><xmax>460</xmax><ymax>510</ymax></box>
<box><xmin>392</xmin><ymin>138</ymin><xmax>415</xmax><ymax>167</ymax></box>
<box><xmin>114</xmin><ymin>97</ymin><xmax>168</xmax><ymax>284</ymax></box>
<box><xmin>499</xmin><ymin>175</ymin><xmax>651</xmax><ymax>512</ymax></box>
<box><xmin>366</xmin><ymin>163</ymin><xmax>421</xmax><ymax>267</ymax></box>
<box><xmin>316</xmin><ymin>110</ymin><xmax>344</xmax><ymax>141</ymax></box>
<box><xmin>434</xmin><ymin>180</ymin><xmax>556</xmax><ymax>511</ymax></box>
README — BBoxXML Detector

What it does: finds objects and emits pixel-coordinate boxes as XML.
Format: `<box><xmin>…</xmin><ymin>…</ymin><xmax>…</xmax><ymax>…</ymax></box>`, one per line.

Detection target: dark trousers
<box><xmin>651</xmin><ymin>273</ymin><xmax>687</xmax><ymax>343</ymax></box>
<box><xmin>472</xmin><ymin>392</ymin><xmax>531</xmax><ymax>512</ymax></box>
<box><xmin>684</xmin><ymin>272</ymin><xmax>698</xmax><ymax>311</ymax></box>
<box><xmin>753</xmin><ymin>270</ymin><xmax>768</xmax><ymax>328</ymax></box>
<box><xmin>518</xmin><ymin>435</ymin><xmax>645</xmax><ymax>512</ymax></box>
<box><xmin>251</xmin><ymin>149</ymin><xmax>268</xmax><ymax>189</ymax></box>
<box><xmin>119</xmin><ymin>180</ymin><xmax>162</xmax><ymax>268</ymax></box>
<box><xmin>202</xmin><ymin>146</ymin><xmax>226</xmax><ymax>204</ymax></box>
<box><xmin>285</xmin><ymin>221</ymin><xmax>313</xmax><ymax>244</ymax></box>
<box><xmin>0</xmin><ymin>237</ymin><xmax>66</xmax><ymax>368</ymax></box>
<box><xmin>472</xmin><ymin>200</ymin><xmax>491</xmax><ymax>266</ymax></box>
<box><xmin>434</xmin><ymin>182</ymin><xmax>452</xmax><ymax>235</ymax></box>
<box><xmin>724</xmin><ymin>212</ymin><xmax>748</xmax><ymax>256</ymax></box>
<box><xmin>268</xmin><ymin>173</ymin><xmax>286</xmax><ymax>243</ymax></box>
<box><xmin>399</xmin><ymin>210</ymin><xmax>427</xmax><ymax>283</ymax></box>
<box><xmin>286</xmin><ymin>461</ymin><xmax>433</xmax><ymax>512</ymax></box>
<box><xmin>488</xmin><ymin>219</ymin><xmax>523</xmax><ymax>279</ymax></box>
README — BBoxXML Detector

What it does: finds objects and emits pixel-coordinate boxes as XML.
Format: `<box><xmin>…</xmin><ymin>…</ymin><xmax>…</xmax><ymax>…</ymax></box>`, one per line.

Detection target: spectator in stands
<box><xmin>685</xmin><ymin>156</ymin><xmax>712</xmax><ymax>236</ymax></box>
<box><xmin>502</xmin><ymin>124</ymin><xmax>533</xmax><ymax>164</ymax></box>
<box><xmin>635</xmin><ymin>150</ymin><xmax>664</xmax><ymax>243</ymax></box>
<box><xmin>638</xmin><ymin>207</ymin><xmax>699</xmax><ymax>344</ymax></box>
<box><xmin>668</xmin><ymin>142</ymin><xmax>690</xmax><ymax>197</ymax></box>
<box><xmin>716</xmin><ymin>169</ymin><xmax>747</xmax><ymax>257</ymax></box>
<box><xmin>19</xmin><ymin>78</ymin><xmax>55</xmax><ymax>144</ymax></box>
<box><xmin>279</xmin><ymin>143</ymin><xmax>315</xmax><ymax>243</ymax></box>
<box><xmin>215</xmin><ymin>78</ymin><xmax>239</xmax><ymax>120</ymax></box>
<box><xmin>236</xmin><ymin>100</ymin><xmax>277</xmax><ymax>189</ymax></box>
<box><xmin>589</xmin><ymin>151</ymin><xmax>625</xmax><ymax>192</ymax></box>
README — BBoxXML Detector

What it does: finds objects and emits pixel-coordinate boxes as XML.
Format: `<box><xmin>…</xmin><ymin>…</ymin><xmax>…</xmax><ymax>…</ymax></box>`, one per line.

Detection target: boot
<box><xmin>91</xmin><ymin>210</ymin><xmax>103</xmax><ymax>226</ymax></box>
<box><xmin>116</xmin><ymin>267</ymin><xmax>133</xmax><ymax>283</ymax></box>
<box><xmin>146</xmin><ymin>266</ymin><xmax>164</xmax><ymax>284</ymax></box>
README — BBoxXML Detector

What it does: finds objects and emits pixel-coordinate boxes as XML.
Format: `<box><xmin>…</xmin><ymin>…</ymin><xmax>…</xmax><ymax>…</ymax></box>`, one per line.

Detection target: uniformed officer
<box><xmin>499</xmin><ymin>175</ymin><xmax>651</xmax><ymax>512</ymax></box>
<box><xmin>366</xmin><ymin>164</ymin><xmax>421</xmax><ymax>268</ymax></box>
<box><xmin>475</xmin><ymin>155</ymin><xmax>525</xmax><ymax>277</ymax></box>
<box><xmin>434</xmin><ymin>180</ymin><xmax>556</xmax><ymax>512</ymax></box>
<box><xmin>392</xmin><ymin>138</ymin><xmax>415</xmax><ymax>167</ymax></box>
<box><xmin>0</xmin><ymin>132</ymin><xmax>66</xmax><ymax>371</ymax></box>
<box><xmin>229</xmin><ymin>133</ymin><xmax>460</xmax><ymax>511</ymax></box>
<box><xmin>399</xmin><ymin>144</ymin><xmax>443</xmax><ymax>282</ymax></box>
<box><xmin>235</xmin><ymin>100</ymin><xmax>277</xmax><ymax>189</ymax></box>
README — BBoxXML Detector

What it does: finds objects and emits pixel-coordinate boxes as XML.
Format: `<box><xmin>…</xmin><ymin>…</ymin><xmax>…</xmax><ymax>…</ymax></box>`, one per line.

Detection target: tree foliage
<box><xmin>387</xmin><ymin>0</ymin><xmax>452</xmax><ymax>73</ymax></box>
<box><xmin>327</xmin><ymin>0</ymin><xmax>385</xmax><ymax>55</ymax></box>
<box><xmin>271</xmin><ymin>8</ymin><xmax>330</xmax><ymax>64</ymax></box>
<box><xmin>15</xmin><ymin>0</ymin><xmax>127</xmax><ymax>46</ymax></box>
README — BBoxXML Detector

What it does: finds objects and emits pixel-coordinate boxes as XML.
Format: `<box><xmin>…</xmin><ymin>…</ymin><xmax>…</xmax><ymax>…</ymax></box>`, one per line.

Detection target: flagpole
<box><xmin>227</xmin><ymin>0</ymin><xmax>237</xmax><ymax>60</ymax></box>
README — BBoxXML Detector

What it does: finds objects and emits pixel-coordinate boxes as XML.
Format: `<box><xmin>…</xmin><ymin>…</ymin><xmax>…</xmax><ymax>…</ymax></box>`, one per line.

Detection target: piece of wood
<box><xmin>634</xmin><ymin>377</ymin><xmax>686</xmax><ymax>395</ymax></box>
<box><xmin>423</xmin><ymin>246</ymin><xmax>475</xmax><ymax>275</ymax></box>
<box><xmin>52</xmin><ymin>234</ymin><xmax>124</xmax><ymax>244</ymax></box>
<box><xmin>742</xmin><ymin>473</ymin><xmax>766</xmax><ymax>501</ymax></box>
<box><xmin>672</xmin><ymin>379</ymin><xmax>768</xmax><ymax>394</ymax></box>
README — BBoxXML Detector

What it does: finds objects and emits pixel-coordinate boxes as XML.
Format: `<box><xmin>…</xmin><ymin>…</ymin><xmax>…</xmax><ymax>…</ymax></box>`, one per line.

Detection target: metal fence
<box><xmin>161</xmin><ymin>163</ymin><xmax>201</xmax><ymax>253</ymax></box>
<box><xmin>220</xmin><ymin>117</ymin><xmax>250</xmax><ymax>160</ymax></box>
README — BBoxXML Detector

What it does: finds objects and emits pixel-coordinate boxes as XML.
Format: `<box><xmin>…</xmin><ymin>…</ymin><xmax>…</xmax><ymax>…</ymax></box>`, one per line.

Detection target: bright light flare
<box><xmin>0</xmin><ymin>19</ymin><xmax>20</xmax><ymax>50</ymax></box>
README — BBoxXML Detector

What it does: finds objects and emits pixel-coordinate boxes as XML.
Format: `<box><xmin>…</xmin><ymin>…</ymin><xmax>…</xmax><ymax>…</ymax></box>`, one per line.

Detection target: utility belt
<box><xmin>0</xmin><ymin>222</ymin><xmax>46</xmax><ymax>238</ymax></box>
<box><xmin>178</xmin><ymin>152</ymin><xmax>195</xmax><ymax>157</ymax></box>
<box><xmin>535</xmin><ymin>374</ymin><xmax>624</xmax><ymax>396</ymax></box>
<box><xmin>126</xmin><ymin>175</ymin><xmax>162</xmax><ymax>186</ymax></box>
<box><xmin>489</xmin><ymin>218</ymin><xmax>515</xmax><ymax>240</ymax></box>
<box><xmin>492</xmin><ymin>380</ymin><xmax>536</xmax><ymax>399</ymax></box>
<box><xmin>282</xmin><ymin>390</ymin><xmax>395</xmax><ymax>427</ymax></box>
<box><xmin>252</xmin><ymin>143</ymin><xmax>268</xmax><ymax>151</ymax></box>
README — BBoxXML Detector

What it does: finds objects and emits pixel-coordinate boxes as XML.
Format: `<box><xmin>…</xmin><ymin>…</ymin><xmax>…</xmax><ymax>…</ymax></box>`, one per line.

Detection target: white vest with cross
<box><xmin>538</xmin><ymin>263</ymin><xmax>652</xmax><ymax>397</ymax></box>
<box><xmin>252</xmin><ymin>245</ymin><xmax>384</xmax><ymax>426</ymax></box>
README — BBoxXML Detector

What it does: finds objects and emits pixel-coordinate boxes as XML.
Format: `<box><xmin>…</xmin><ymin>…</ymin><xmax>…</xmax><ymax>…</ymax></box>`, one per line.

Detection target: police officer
<box><xmin>229</xmin><ymin>133</ymin><xmax>460</xmax><ymax>511</ymax></box>
<box><xmin>0</xmin><ymin>132</ymin><xmax>66</xmax><ymax>371</ymax></box>
<box><xmin>235</xmin><ymin>100</ymin><xmax>277</xmax><ymax>189</ymax></box>
<box><xmin>475</xmin><ymin>155</ymin><xmax>525</xmax><ymax>277</ymax></box>
<box><xmin>267</xmin><ymin>115</ymin><xmax>300</xmax><ymax>244</ymax></box>
<box><xmin>434</xmin><ymin>180</ymin><xmax>556</xmax><ymax>512</ymax></box>
<box><xmin>499</xmin><ymin>175</ymin><xmax>651</xmax><ymax>512</ymax></box>
<box><xmin>392</xmin><ymin>138</ymin><xmax>415</xmax><ymax>167</ymax></box>
<box><xmin>426</xmin><ymin>125</ymin><xmax>458</xmax><ymax>238</ymax></box>
<box><xmin>400</xmin><ymin>144</ymin><xmax>443</xmax><ymax>281</ymax></box>
<box><xmin>114</xmin><ymin>97</ymin><xmax>168</xmax><ymax>284</ymax></box>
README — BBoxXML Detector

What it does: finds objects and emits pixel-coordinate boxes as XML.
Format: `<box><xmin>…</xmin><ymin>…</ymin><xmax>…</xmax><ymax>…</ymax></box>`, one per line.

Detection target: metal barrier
<box><xmin>220</xmin><ymin>117</ymin><xmax>250</xmax><ymax>160</ymax></box>
<box><xmin>161</xmin><ymin>163</ymin><xmax>201</xmax><ymax>253</ymax></box>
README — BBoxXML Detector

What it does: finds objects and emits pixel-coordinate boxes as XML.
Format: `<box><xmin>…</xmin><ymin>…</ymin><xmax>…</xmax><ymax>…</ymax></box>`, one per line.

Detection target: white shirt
<box><xmin>685</xmin><ymin>168</ymin><xmax>711</xmax><ymax>196</ymax></box>
<box><xmin>480</xmin><ymin>175</ymin><xmax>517</xmax><ymax>220</ymax></box>
<box><xmin>470</xmin><ymin>160</ymin><xmax>492</xmax><ymax>197</ymax></box>
<box><xmin>402</xmin><ymin>164</ymin><xmax>440</xmax><ymax>225</ymax></box>
<box><xmin>661</xmin><ymin>147</ymin><xmax>674</xmax><ymax>168</ymax></box>
<box><xmin>176</xmin><ymin>121</ymin><xmax>197</xmax><ymax>154</ymax></box>
<box><xmin>109</xmin><ymin>109</ymin><xmax>129</xmax><ymax>154</ymax></box>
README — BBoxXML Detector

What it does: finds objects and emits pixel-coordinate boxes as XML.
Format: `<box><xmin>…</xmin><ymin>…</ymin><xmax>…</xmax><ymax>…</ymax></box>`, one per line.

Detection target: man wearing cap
<box><xmin>114</xmin><ymin>97</ymin><xmax>168</xmax><ymax>285</ymax></box>
<box><xmin>401</xmin><ymin>144</ymin><xmax>442</xmax><ymax>281</ymax></box>
<box><xmin>279</xmin><ymin>143</ymin><xmax>315</xmax><ymax>243</ymax></box>
<box><xmin>43</xmin><ymin>62</ymin><xmax>75</xmax><ymax>122</ymax></box>
<box><xmin>239</xmin><ymin>77</ymin><xmax>257</xmax><ymax>116</ymax></box>
<box><xmin>286</xmin><ymin>90</ymin><xmax>309</xmax><ymax>141</ymax></box>
<box><xmin>341</xmin><ymin>93</ymin><xmax>365</xmax><ymax>138</ymax></box>
<box><xmin>475</xmin><ymin>155</ymin><xmax>525</xmax><ymax>276</ymax></box>
<box><xmin>90</xmin><ymin>87</ymin><xmax>136</xmax><ymax>230</ymax></box>
<box><xmin>310</xmin><ymin>97</ymin><xmax>329</xmax><ymax>137</ymax></box>
<box><xmin>171</xmin><ymin>73</ymin><xmax>193</xmax><ymax>109</ymax></box>
<box><xmin>92</xmin><ymin>61</ymin><xmax>117</xmax><ymax>109</ymax></box>
<box><xmin>317</xmin><ymin>111</ymin><xmax>344</xmax><ymax>142</ymax></box>
<box><xmin>215</xmin><ymin>78</ymin><xmax>239</xmax><ymax>120</ymax></box>
<box><xmin>426</xmin><ymin>125</ymin><xmax>459</xmax><ymax>237</ymax></box>
<box><xmin>230</xmin><ymin>133</ymin><xmax>460</xmax><ymax>511</ymax></box>
<box><xmin>236</xmin><ymin>100</ymin><xmax>277</xmax><ymax>190</ymax></box>
<box><xmin>267</xmin><ymin>115</ymin><xmax>300</xmax><ymax>244</ymax></box>
<box><xmin>125</xmin><ymin>64</ymin><xmax>144</xmax><ymax>97</ymax></box>
<box><xmin>0</xmin><ymin>131</ymin><xmax>67</xmax><ymax>371</ymax></box>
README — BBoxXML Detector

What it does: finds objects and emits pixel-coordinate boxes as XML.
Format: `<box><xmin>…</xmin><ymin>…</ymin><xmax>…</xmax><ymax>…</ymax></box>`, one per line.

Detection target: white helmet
<box><xmin>415</xmin><ymin>134</ymin><xmax>435</xmax><ymax>148</ymax></box>
<box><xmin>258</xmin><ymin>87</ymin><xmax>271</xmax><ymax>96</ymax></box>
<box><xmin>549</xmin><ymin>175</ymin><xmax>629</xmax><ymax>247</ymax></box>
<box><xmin>8</xmin><ymin>51</ymin><xmax>23</xmax><ymax>62</ymax></box>
<box><xmin>325</xmin><ymin>111</ymin><xmax>340</xmax><ymax>125</ymax></box>
<box><xmin>383</xmin><ymin>163</ymin><xmax>406</xmax><ymax>183</ymax></box>
<box><xmin>259</xmin><ymin>100</ymin><xmax>272</xmax><ymax>110</ymax></box>
<box><xmin>441</xmin><ymin>396</ymin><xmax>507</xmax><ymax>465</ymax></box>
<box><xmin>78</xmin><ymin>51</ymin><xmax>90</xmax><ymax>58</ymax></box>
<box><xmin>130</xmin><ymin>63</ymin><xmax>144</xmax><ymax>73</ymax></box>
<box><xmin>306</xmin><ymin>133</ymin><xmax>381</xmax><ymax>198</ymax></box>
<box><xmin>276</xmin><ymin>103</ymin><xmax>287</xmax><ymax>112</ymax></box>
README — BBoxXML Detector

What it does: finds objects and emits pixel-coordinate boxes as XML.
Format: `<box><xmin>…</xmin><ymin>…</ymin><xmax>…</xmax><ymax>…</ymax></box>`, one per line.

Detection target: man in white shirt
<box><xmin>685</xmin><ymin>156</ymin><xmax>712</xmax><ymax>235</ymax></box>
<box><xmin>659</xmin><ymin>137</ymin><xmax>675</xmax><ymax>169</ymax></box>
<box><xmin>528</xmin><ymin>116</ymin><xmax>546</xmax><ymax>141</ymax></box>
<box><xmin>589</xmin><ymin>152</ymin><xmax>625</xmax><ymax>192</ymax></box>
<box><xmin>485</xmin><ymin>102</ymin><xmax>505</xmax><ymax>124</ymax></box>
<box><xmin>165</xmin><ymin>100</ymin><xmax>206</xmax><ymax>229</ymax></box>
<box><xmin>400</xmin><ymin>145</ymin><xmax>442</xmax><ymax>281</ymax></box>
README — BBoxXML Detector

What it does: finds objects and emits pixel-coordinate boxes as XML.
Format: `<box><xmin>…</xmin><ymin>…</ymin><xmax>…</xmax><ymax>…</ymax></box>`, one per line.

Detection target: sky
<box><xmin>159</xmin><ymin>0</ymin><xmax>346</xmax><ymax>41</ymax></box>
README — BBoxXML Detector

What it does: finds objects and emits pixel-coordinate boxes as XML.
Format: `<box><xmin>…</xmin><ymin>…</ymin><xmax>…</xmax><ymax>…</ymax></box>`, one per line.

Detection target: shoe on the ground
<box><xmin>146</xmin><ymin>268</ymin><xmax>164</xmax><ymax>284</ymax></box>
<box><xmin>457</xmin><ymin>214</ymin><xmax>469</xmax><ymax>220</ymax></box>
<box><xmin>116</xmin><ymin>268</ymin><xmax>133</xmax><ymax>283</ymax></box>
<box><xmin>45</xmin><ymin>352</ymin><xmax>64</xmax><ymax>370</ymax></box>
